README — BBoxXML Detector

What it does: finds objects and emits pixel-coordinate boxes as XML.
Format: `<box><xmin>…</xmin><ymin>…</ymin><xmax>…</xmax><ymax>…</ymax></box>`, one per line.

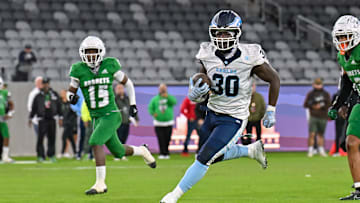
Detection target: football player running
<box><xmin>67</xmin><ymin>36</ymin><xmax>156</xmax><ymax>195</ymax></box>
<box><xmin>328</xmin><ymin>15</ymin><xmax>360</xmax><ymax>200</ymax></box>
<box><xmin>160</xmin><ymin>10</ymin><xmax>280</xmax><ymax>203</ymax></box>
<box><xmin>0</xmin><ymin>78</ymin><xmax>14</xmax><ymax>163</ymax></box>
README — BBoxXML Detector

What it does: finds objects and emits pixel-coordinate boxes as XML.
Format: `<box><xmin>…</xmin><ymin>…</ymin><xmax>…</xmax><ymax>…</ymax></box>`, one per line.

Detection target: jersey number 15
<box><xmin>88</xmin><ymin>85</ymin><xmax>109</xmax><ymax>109</ymax></box>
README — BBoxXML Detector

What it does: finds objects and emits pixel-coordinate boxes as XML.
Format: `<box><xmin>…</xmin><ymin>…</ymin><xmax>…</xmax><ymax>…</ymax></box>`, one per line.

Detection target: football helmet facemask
<box><xmin>209</xmin><ymin>10</ymin><xmax>242</xmax><ymax>51</ymax></box>
<box><xmin>79</xmin><ymin>36</ymin><xmax>106</xmax><ymax>68</ymax></box>
<box><xmin>332</xmin><ymin>15</ymin><xmax>360</xmax><ymax>52</ymax></box>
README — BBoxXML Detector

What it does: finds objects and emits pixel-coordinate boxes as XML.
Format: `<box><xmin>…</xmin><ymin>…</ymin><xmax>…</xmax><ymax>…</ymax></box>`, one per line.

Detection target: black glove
<box><xmin>129</xmin><ymin>105</ymin><xmax>138</xmax><ymax>117</ymax></box>
<box><xmin>69</xmin><ymin>94</ymin><xmax>79</xmax><ymax>105</ymax></box>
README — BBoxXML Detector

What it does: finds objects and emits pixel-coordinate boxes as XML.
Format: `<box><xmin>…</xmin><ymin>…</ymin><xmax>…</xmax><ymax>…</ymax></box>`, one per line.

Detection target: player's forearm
<box><xmin>124</xmin><ymin>78</ymin><xmax>136</xmax><ymax>105</ymax></box>
<box><xmin>267</xmin><ymin>75</ymin><xmax>280</xmax><ymax>106</ymax></box>
<box><xmin>332</xmin><ymin>74</ymin><xmax>352</xmax><ymax>110</ymax></box>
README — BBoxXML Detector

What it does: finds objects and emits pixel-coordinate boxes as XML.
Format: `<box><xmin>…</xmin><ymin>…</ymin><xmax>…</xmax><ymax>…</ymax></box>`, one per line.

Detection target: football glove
<box><xmin>263</xmin><ymin>106</ymin><xmax>276</xmax><ymax>128</ymax></box>
<box><xmin>69</xmin><ymin>94</ymin><xmax>79</xmax><ymax>105</ymax></box>
<box><xmin>129</xmin><ymin>105</ymin><xmax>138</xmax><ymax>117</ymax></box>
<box><xmin>328</xmin><ymin>109</ymin><xmax>338</xmax><ymax>120</ymax></box>
<box><xmin>188</xmin><ymin>77</ymin><xmax>209</xmax><ymax>102</ymax></box>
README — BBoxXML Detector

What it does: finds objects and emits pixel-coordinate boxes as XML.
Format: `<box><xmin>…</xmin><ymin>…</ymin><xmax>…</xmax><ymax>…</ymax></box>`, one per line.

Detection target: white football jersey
<box><xmin>195</xmin><ymin>42</ymin><xmax>269</xmax><ymax>120</ymax></box>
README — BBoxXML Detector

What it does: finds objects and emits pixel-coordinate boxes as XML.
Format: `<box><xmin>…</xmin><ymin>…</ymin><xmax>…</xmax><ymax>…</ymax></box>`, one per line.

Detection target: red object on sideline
<box><xmin>328</xmin><ymin>142</ymin><xmax>347</xmax><ymax>156</ymax></box>
<box><xmin>180</xmin><ymin>97</ymin><xmax>197</xmax><ymax>120</ymax></box>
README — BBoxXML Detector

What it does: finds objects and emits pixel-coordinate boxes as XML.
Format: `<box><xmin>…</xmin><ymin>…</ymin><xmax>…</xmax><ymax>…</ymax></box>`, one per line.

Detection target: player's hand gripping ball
<box><xmin>188</xmin><ymin>73</ymin><xmax>211</xmax><ymax>102</ymax></box>
<box><xmin>192</xmin><ymin>73</ymin><xmax>212</xmax><ymax>89</ymax></box>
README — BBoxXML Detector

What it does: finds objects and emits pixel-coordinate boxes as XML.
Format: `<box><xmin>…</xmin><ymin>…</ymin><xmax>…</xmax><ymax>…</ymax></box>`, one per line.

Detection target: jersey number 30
<box><xmin>88</xmin><ymin>85</ymin><xmax>109</xmax><ymax>109</ymax></box>
<box><xmin>212</xmin><ymin>74</ymin><xmax>239</xmax><ymax>96</ymax></box>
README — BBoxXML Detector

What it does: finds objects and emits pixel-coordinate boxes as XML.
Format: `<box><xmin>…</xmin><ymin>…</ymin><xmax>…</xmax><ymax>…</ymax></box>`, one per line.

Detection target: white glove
<box><xmin>263</xmin><ymin>105</ymin><xmax>276</xmax><ymax>128</ymax></box>
<box><xmin>188</xmin><ymin>77</ymin><xmax>210</xmax><ymax>102</ymax></box>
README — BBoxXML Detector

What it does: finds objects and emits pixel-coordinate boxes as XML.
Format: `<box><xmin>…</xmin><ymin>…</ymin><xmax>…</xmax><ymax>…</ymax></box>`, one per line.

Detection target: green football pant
<box><xmin>0</xmin><ymin>122</ymin><xmax>9</xmax><ymax>138</ymax></box>
<box><xmin>89</xmin><ymin>112</ymin><xmax>125</xmax><ymax>158</ymax></box>
<box><xmin>347</xmin><ymin>103</ymin><xmax>360</xmax><ymax>139</ymax></box>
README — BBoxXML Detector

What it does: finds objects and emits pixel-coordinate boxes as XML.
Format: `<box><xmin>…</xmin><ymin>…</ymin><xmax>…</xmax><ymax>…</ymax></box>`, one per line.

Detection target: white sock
<box><xmin>2</xmin><ymin>147</ymin><xmax>9</xmax><ymax>158</ymax></box>
<box><xmin>354</xmin><ymin>182</ymin><xmax>360</xmax><ymax>189</ymax></box>
<box><xmin>172</xmin><ymin>185</ymin><xmax>184</xmax><ymax>199</ymax></box>
<box><xmin>132</xmin><ymin>146</ymin><xmax>143</xmax><ymax>156</ymax></box>
<box><xmin>319</xmin><ymin>146</ymin><xmax>325</xmax><ymax>152</ymax></box>
<box><xmin>308</xmin><ymin>146</ymin><xmax>314</xmax><ymax>153</ymax></box>
<box><xmin>96</xmin><ymin>166</ymin><xmax>106</xmax><ymax>185</ymax></box>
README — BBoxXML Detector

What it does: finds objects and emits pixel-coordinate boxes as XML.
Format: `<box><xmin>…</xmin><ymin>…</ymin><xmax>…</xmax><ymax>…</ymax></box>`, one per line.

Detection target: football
<box><xmin>192</xmin><ymin>73</ymin><xmax>212</xmax><ymax>88</ymax></box>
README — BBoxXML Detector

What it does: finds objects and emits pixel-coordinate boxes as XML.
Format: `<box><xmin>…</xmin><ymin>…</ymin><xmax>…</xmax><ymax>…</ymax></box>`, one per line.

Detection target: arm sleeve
<box><xmin>69</xmin><ymin>65</ymin><xmax>80</xmax><ymax>87</ymax></box>
<box><xmin>124</xmin><ymin>77</ymin><xmax>136</xmax><ymax>105</ymax></box>
<box><xmin>70</xmin><ymin>77</ymin><xmax>80</xmax><ymax>88</ymax></box>
<box><xmin>167</xmin><ymin>95</ymin><xmax>177</xmax><ymax>106</ymax></box>
<box><xmin>113</xmin><ymin>70</ymin><xmax>125</xmax><ymax>82</ymax></box>
<box><xmin>331</xmin><ymin>73</ymin><xmax>353</xmax><ymax>110</ymax></box>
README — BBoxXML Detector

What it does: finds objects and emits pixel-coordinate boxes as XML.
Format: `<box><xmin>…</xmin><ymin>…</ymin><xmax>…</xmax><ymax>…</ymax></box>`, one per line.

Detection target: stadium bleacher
<box><xmin>0</xmin><ymin>0</ymin><xmax>359</xmax><ymax>83</ymax></box>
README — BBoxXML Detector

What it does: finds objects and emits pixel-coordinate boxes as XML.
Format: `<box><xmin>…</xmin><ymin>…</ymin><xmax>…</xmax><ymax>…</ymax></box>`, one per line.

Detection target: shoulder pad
<box><xmin>238</xmin><ymin>43</ymin><xmax>269</xmax><ymax>66</ymax></box>
<box><xmin>195</xmin><ymin>42</ymin><xmax>216</xmax><ymax>61</ymax></box>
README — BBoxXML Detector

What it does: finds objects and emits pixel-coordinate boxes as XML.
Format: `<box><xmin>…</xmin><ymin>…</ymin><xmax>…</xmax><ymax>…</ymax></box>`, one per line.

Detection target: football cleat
<box><xmin>141</xmin><ymin>144</ymin><xmax>156</xmax><ymax>168</ymax></box>
<box><xmin>160</xmin><ymin>192</ymin><xmax>178</xmax><ymax>203</ymax></box>
<box><xmin>2</xmin><ymin>157</ymin><xmax>14</xmax><ymax>163</ymax></box>
<box><xmin>248</xmin><ymin>140</ymin><xmax>268</xmax><ymax>169</ymax></box>
<box><xmin>85</xmin><ymin>183</ymin><xmax>107</xmax><ymax>195</ymax></box>
<box><xmin>340</xmin><ymin>191</ymin><xmax>360</xmax><ymax>200</ymax></box>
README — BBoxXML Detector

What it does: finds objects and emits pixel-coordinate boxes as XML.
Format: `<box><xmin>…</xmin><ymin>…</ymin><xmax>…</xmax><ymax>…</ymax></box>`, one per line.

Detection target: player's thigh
<box><xmin>199</xmin><ymin>112</ymin><xmax>214</xmax><ymax>143</ymax></box>
<box><xmin>89</xmin><ymin>112</ymin><xmax>121</xmax><ymax>146</ymax></box>
<box><xmin>197</xmin><ymin>118</ymin><xmax>245</xmax><ymax>165</ymax></box>
<box><xmin>347</xmin><ymin>104</ymin><xmax>360</xmax><ymax>138</ymax></box>
<box><xmin>0</xmin><ymin>122</ymin><xmax>9</xmax><ymax>138</ymax></box>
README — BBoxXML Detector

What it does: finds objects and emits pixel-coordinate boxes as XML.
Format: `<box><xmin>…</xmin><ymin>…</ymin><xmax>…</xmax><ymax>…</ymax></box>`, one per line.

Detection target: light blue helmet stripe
<box><xmin>228</xmin><ymin>16</ymin><xmax>242</xmax><ymax>27</ymax></box>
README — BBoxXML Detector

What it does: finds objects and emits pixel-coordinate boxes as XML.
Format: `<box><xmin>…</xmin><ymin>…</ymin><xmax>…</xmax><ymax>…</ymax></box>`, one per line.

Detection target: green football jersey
<box><xmin>0</xmin><ymin>89</ymin><xmax>9</xmax><ymax>116</ymax></box>
<box><xmin>69</xmin><ymin>57</ymin><xmax>122</xmax><ymax>117</ymax></box>
<box><xmin>338</xmin><ymin>45</ymin><xmax>360</xmax><ymax>94</ymax></box>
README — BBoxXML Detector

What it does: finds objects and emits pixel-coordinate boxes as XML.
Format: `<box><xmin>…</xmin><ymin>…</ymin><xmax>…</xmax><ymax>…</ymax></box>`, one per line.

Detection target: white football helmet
<box><xmin>79</xmin><ymin>36</ymin><xmax>106</xmax><ymax>68</ymax></box>
<box><xmin>209</xmin><ymin>10</ymin><xmax>242</xmax><ymax>51</ymax></box>
<box><xmin>332</xmin><ymin>15</ymin><xmax>360</xmax><ymax>52</ymax></box>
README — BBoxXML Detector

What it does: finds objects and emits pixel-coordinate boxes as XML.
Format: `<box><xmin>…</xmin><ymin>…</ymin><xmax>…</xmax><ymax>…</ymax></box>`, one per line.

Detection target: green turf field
<box><xmin>0</xmin><ymin>152</ymin><xmax>353</xmax><ymax>202</ymax></box>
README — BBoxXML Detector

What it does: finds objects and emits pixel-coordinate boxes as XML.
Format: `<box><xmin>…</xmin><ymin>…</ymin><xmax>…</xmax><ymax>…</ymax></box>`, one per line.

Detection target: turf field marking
<box><xmin>23</xmin><ymin>164</ymin><xmax>189</xmax><ymax>171</ymax></box>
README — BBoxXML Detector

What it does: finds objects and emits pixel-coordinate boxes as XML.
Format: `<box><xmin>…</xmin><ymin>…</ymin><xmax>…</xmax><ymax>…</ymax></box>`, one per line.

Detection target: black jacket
<box><xmin>18</xmin><ymin>50</ymin><xmax>37</xmax><ymax>66</ymax></box>
<box><xmin>61</xmin><ymin>101</ymin><xmax>77</xmax><ymax>126</ymax></box>
<box><xmin>30</xmin><ymin>89</ymin><xmax>63</xmax><ymax>120</ymax></box>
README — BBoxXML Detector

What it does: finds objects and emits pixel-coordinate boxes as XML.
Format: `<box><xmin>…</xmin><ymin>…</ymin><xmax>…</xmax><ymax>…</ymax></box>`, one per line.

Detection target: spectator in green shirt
<box><xmin>148</xmin><ymin>83</ymin><xmax>177</xmax><ymax>159</ymax></box>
